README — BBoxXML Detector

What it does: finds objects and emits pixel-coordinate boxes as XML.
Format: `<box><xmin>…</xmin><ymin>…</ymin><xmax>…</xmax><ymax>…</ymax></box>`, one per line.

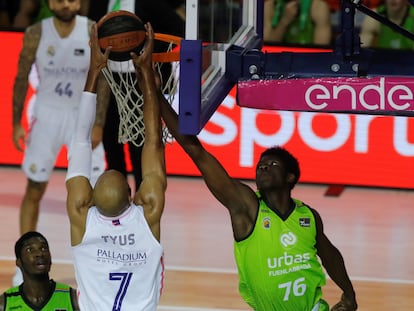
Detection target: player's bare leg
<box><xmin>19</xmin><ymin>179</ymin><xmax>48</xmax><ymax>234</ymax></box>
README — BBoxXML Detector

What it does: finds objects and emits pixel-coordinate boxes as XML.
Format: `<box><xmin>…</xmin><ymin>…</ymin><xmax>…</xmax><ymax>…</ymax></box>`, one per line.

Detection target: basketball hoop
<box><xmin>101</xmin><ymin>33</ymin><xmax>181</xmax><ymax>146</ymax></box>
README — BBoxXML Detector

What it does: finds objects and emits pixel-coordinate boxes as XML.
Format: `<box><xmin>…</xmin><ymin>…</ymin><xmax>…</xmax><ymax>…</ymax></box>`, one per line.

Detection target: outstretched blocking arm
<box><xmin>65</xmin><ymin>23</ymin><xmax>111</xmax><ymax>246</ymax></box>
<box><xmin>131</xmin><ymin>23</ymin><xmax>167</xmax><ymax>242</ymax></box>
<box><xmin>158</xmin><ymin>84</ymin><xmax>258</xmax><ymax>241</ymax></box>
<box><xmin>312</xmin><ymin>209</ymin><xmax>358</xmax><ymax>311</ymax></box>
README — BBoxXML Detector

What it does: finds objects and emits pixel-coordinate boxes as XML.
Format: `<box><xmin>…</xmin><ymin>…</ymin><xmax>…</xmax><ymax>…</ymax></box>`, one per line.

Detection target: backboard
<box><xmin>178</xmin><ymin>0</ymin><xmax>263</xmax><ymax>134</ymax></box>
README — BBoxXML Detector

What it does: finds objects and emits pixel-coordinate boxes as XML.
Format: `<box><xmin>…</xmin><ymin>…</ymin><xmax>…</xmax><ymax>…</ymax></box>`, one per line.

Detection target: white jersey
<box><xmin>72</xmin><ymin>204</ymin><xmax>164</xmax><ymax>311</ymax></box>
<box><xmin>35</xmin><ymin>15</ymin><xmax>90</xmax><ymax>109</ymax></box>
<box><xmin>22</xmin><ymin>15</ymin><xmax>105</xmax><ymax>183</ymax></box>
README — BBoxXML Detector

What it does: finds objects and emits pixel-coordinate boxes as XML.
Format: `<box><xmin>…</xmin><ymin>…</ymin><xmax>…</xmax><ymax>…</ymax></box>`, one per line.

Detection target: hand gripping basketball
<box><xmin>97</xmin><ymin>10</ymin><xmax>146</xmax><ymax>61</ymax></box>
<box><xmin>90</xmin><ymin>23</ymin><xmax>111</xmax><ymax>72</ymax></box>
<box><xmin>130</xmin><ymin>23</ymin><xmax>154</xmax><ymax>79</ymax></box>
<box><xmin>98</xmin><ymin>20</ymin><xmax>181</xmax><ymax>147</ymax></box>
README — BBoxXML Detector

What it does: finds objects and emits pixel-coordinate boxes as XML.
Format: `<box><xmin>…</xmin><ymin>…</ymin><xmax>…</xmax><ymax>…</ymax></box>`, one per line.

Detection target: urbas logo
<box><xmin>267</xmin><ymin>252</ymin><xmax>311</xmax><ymax>268</ymax></box>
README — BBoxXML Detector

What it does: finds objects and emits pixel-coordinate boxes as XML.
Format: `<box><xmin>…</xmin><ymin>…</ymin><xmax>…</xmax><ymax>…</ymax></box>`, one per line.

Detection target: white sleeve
<box><xmin>66</xmin><ymin>92</ymin><xmax>97</xmax><ymax>182</ymax></box>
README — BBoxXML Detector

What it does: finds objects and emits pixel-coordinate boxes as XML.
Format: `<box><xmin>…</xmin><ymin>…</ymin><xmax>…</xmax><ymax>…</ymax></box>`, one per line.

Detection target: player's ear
<box><xmin>16</xmin><ymin>258</ymin><xmax>22</xmax><ymax>270</ymax></box>
<box><xmin>287</xmin><ymin>172</ymin><xmax>296</xmax><ymax>184</ymax></box>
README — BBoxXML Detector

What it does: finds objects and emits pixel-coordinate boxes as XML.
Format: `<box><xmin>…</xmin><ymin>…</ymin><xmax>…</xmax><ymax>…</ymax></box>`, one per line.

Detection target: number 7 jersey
<box><xmin>72</xmin><ymin>204</ymin><xmax>164</xmax><ymax>311</ymax></box>
<box><xmin>234</xmin><ymin>197</ymin><xmax>328</xmax><ymax>311</ymax></box>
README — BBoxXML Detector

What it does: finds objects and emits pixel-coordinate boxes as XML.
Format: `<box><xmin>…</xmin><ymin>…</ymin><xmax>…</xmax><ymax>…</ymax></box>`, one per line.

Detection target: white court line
<box><xmin>1</xmin><ymin>256</ymin><xmax>414</xmax><ymax>285</ymax></box>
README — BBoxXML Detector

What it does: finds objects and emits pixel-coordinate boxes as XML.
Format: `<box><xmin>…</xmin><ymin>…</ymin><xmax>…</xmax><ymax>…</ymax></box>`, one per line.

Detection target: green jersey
<box><xmin>377</xmin><ymin>5</ymin><xmax>414</xmax><ymax>50</ymax></box>
<box><xmin>3</xmin><ymin>280</ymin><xmax>75</xmax><ymax>311</ymax></box>
<box><xmin>234</xmin><ymin>196</ymin><xmax>328</xmax><ymax>311</ymax></box>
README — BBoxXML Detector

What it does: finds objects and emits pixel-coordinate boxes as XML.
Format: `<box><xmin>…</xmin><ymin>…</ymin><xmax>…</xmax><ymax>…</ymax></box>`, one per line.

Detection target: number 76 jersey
<box><xmin>234</xmin><ymin>198</ymin><xmax>328</xmax><ymax>311</ymax></box>
<box><xmin>72</xmin><ymin>204</ymin><xmax>164</xmax><ymax>311</ymax></box>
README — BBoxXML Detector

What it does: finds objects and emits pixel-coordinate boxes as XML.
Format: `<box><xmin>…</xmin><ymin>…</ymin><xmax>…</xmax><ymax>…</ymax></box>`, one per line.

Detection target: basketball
<box><xmin>97</xmin><ymin>10</ymin><xmax>146</xmax><ymax>61</ymax></box>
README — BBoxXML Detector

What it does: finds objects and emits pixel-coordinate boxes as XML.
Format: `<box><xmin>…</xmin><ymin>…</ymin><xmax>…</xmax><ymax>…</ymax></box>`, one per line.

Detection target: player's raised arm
<box><xmin>131</xmin><ymin>23</ymin><xmax>167</xmax><ymax>241</ymax></box>
<box><xmin>157</xmin><ymin>66</ymin><xmax>258</xmax><ymax>242</ymax></box>
<box><xmin>65</xmin><ymin>23</ymin><xmax>111</xmax><ymax>246</ymax></box>
<box><xmin>313</xmin><ymin>209</ymin><xmax>357</xmax><ymax>310</ymax></box>
<box><xmin>12</xmin><ymin>24</ymin><xmax>40</xmax><ymax>152</ymax></box>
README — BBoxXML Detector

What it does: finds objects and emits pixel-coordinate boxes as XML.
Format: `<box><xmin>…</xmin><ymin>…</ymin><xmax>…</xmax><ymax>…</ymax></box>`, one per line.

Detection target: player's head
<box><xmin>15</xmin><ymin>231</ymin><xmax>52</xmax><ymax>277</ymax></box>
<box><xmin>256</xmin><ymin>146</ymin><xmax>300</xmax><ymax>191</ymax></box>
<box><xmin>93</xmin><ymin>170</ymin><xmax>131</xmax><ymax>217</ymax></box>
<box><xmin>48</xmin><ymin>0</ymin><xmax>81</xmax><ymax>22</ymax></box>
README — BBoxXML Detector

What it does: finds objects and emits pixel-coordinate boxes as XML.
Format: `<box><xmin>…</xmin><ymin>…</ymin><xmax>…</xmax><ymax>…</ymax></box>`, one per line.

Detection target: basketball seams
<box><xmin>98</xmin><ymin>31</ymin><xmax>146</xmax><ymax>52</ymax></box>
<box><xmin>97</xmin><ymin>16</ymin><xmax>145</xmax><ymax>36</ymax></box>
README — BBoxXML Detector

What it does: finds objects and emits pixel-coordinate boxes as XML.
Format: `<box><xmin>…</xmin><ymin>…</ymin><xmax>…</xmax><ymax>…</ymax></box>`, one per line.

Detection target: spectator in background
<box><xmin>327</xmin><ymin>0</ymin><xmax>384</xmax><ymax>33</ymax></box>
<box><xmin>359</xmin><ymin>0</ymin><xmax>414</xmax><ymax>49</ymax></box>
<box><xmin>264</xmin><ymin>0</ymin><xmax>332</xmax><ymax>46</ymax></box>
<box><xmin>87</xmin><ymin>0</ymin><xmax>185</xmax><ymax>193</ymax></box>
<box><xmin>13</xmin><ymin>0</ymin><xmax>52</xmax><ymax>28</ymax></box>
<box><xmin>0</xmin><ymin>0</ymin><xmax>14</xmax><ymax>27</ymax></box>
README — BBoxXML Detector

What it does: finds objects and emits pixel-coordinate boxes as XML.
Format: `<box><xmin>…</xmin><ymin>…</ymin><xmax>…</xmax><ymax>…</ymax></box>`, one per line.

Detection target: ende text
<box><xmin>305</xmin><ymin>77</ymin><xmax>414</xmax><ymax>111</ymax></box>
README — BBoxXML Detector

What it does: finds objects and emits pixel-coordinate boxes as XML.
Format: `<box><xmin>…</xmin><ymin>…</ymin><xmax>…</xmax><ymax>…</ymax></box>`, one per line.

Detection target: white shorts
<box><xmin>22</xmin><ymin>103</ymin><xmax>105</xmax><ymax>182</ymax></box>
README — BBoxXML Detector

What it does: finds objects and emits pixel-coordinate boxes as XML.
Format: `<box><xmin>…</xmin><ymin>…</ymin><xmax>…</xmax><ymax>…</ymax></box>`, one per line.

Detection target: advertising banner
<box><xmin>1</xmin><ymin>31</ymin><xmax>413</xmax><ymax>189</ymax></box>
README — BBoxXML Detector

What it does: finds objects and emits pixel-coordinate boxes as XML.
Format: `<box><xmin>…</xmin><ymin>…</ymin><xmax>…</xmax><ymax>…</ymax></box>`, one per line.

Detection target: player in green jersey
<box><xmin>0</xmin><ymin>231</ymin><xmax>79</xmax><ymax>311</ymax></box>
<box><xmin>158</xmin><ymin>105</ymin><xmax>357</xmax><ymax>308</ymax></box>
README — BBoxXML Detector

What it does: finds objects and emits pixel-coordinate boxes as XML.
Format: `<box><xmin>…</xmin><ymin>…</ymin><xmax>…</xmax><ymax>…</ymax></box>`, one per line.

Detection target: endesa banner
<box><xmin>1</xmin><ymin>31</ymin><xmax>414</xmax><ymax>189</ymax></box>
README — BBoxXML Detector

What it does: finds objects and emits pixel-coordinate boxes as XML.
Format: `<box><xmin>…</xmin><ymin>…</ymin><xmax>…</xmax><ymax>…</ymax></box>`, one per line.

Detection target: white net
<box><xmin>101</xmin><ymin>41</ymin><xmax>179</xmax><ymax>147</ymax></box>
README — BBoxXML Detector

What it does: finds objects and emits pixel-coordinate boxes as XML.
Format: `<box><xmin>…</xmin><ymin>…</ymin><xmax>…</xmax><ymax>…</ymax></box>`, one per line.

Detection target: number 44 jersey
<box><xmin>35</xmin><ymin>15</ymin><xmax>90</xmax><ymax>108</ymax></box>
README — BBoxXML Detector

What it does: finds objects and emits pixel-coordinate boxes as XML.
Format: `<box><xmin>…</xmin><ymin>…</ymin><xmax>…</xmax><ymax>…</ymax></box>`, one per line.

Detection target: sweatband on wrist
<box><xmin>66</xmin><ymin>91</ymin><xmax>96</xmax><ymax>181</ymax></box>
<box><xmin>66</xmin><ymin>142</ymin><xmax>92</xmax><ymax>182</ymax></box>
<box><xmin>74</xmin><ymin>91</ymin><xmax>97</xmax><ymax>144</ymax></box>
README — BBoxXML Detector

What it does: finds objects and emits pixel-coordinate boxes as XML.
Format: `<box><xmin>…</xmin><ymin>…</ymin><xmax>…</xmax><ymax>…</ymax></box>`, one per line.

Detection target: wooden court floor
<box><xmin>1</xmin><ymin>166</ymin><xmax>413</xmax><ymax>310</ymax></box>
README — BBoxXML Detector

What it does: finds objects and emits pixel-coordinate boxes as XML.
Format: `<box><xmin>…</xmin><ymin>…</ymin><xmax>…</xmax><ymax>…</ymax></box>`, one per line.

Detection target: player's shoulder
<box><xmin>0</xmin><ymin>286</ymin><xmax>20</xmax><ymax>299</ymax></box>
<box><xmin>293</xmin><ymin>198</ymin><xmax>309</xmax><ymax>208</ymax></box>
<box><xmin>53</xmin><ymin>280</ymin><xmax>71</xmax><ymax>291</ymax></box>
<box><xmin>294</xmin><ymin>199</ymin><xmax>318</xmax><ymax>216</ymax></box>
<box><xmin>25</xmin><ymin>22</ymin><xmax>42</xmax><ymax>37</ymax></box>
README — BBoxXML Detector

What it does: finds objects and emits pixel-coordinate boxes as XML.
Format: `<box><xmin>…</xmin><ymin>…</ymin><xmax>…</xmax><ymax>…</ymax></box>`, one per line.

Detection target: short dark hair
<box><xmin>260</xmin><ymin>146</ymin><xmax>301</xmax><ymax>188</ymax></box>
<box><xmin>15</xmin><ymin>231</ymin><xmax>49</xmax><ymax>259</ymax></box>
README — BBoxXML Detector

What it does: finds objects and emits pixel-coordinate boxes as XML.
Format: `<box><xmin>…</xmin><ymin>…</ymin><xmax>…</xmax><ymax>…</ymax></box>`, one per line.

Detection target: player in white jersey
<box><xmin>66</xmin><ymin>23</ymin><xmax>166</xmax><ymax>310</ymax></box>
<box><xmin>11</xmin><ymin>0</ymin><xmax>106</xmax><ymax>286</ymax></box>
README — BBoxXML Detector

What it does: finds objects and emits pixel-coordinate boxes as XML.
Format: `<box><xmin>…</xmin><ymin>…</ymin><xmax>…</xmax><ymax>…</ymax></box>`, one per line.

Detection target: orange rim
<box><xmin>152</xmin><ymin>33</ymin><xmax>182</xmax><ymax>63</ymax></box>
